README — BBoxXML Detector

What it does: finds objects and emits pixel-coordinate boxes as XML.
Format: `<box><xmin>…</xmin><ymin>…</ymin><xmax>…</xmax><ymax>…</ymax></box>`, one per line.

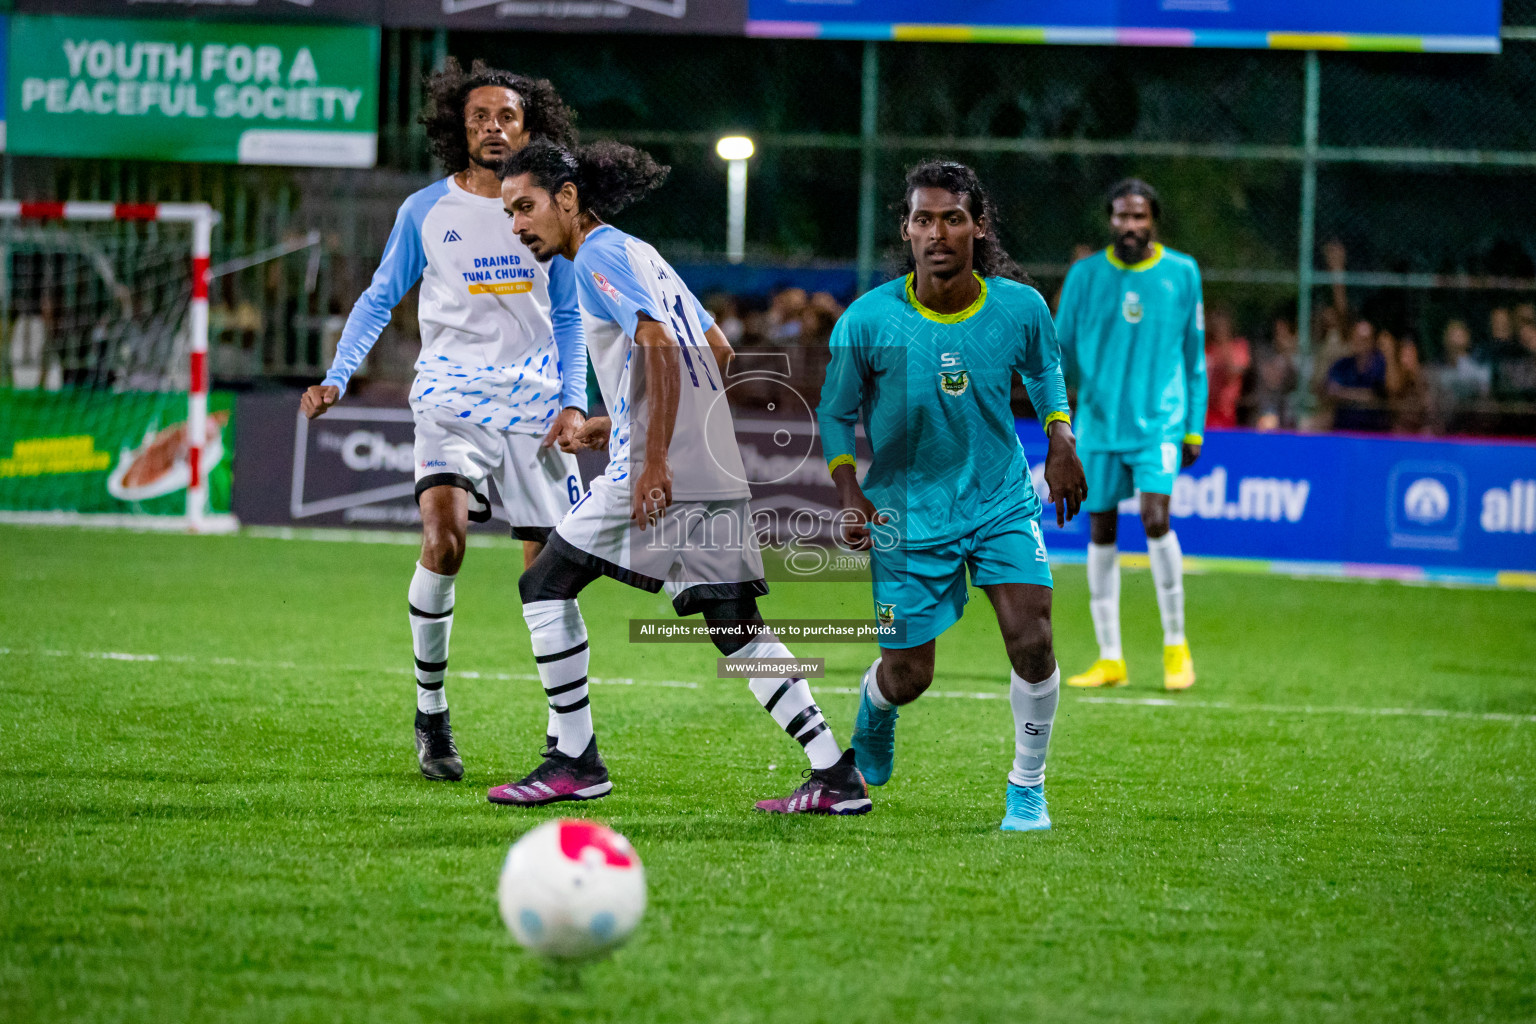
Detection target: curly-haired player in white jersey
<box><xmin>486</xmin><ymin>140</ymin><xmax>871</xmax><ymax>815</ymax></box>
<box><xmin>301</xmin><ymin>60</ymin><xmax>589</xmax><ymax>783</ymax></box>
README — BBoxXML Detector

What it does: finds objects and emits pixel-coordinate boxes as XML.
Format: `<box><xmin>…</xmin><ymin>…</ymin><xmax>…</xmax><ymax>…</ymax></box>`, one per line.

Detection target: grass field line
<box><xmin>5</xmin><ymin>646</ymin><xmax>1534</xmax><ymax>726</ymax></box>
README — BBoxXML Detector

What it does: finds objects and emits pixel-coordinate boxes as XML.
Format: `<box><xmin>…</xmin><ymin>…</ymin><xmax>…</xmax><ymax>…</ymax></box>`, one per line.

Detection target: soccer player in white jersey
<box><xmin>486</xmin><ymin>139</ymin><xmax>871</xmax><ymax>815</ymax></box>
<box><xmin>300</xmin><ymin>61</ymin><xmax>589</xmax><ymax>782</ymax></box>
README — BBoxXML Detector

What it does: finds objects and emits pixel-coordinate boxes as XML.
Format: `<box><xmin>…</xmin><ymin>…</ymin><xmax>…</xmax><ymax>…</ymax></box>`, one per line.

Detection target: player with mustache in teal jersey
<box><xmin>818</xmin><ymin>160</ymin><xmax>1089</xmax><ymax>831</ymax></box>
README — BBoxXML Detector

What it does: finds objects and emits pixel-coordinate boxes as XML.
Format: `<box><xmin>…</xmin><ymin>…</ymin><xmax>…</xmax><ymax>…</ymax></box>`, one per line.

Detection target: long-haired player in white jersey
<box><xmin>300</xmin><ymin>61</ymin><xmax>589</xmax><ymax>783</ymax></box>
<box><xmin>487</xmin><ymin>139</ymin><xmax>871</xmax><ymax>815</ymax></box>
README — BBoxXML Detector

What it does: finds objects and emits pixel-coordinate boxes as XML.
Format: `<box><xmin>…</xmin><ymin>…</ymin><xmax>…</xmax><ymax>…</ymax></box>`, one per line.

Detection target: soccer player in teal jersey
<box><xmin>1055</xmin><ymin>179</ymin><xmax>1208</xmax><ymax>692</ymax></box>
<box><xmin>818</xmin><ymin>160</ymin><xmax>1088</xmax><ymax>831</ymax></box>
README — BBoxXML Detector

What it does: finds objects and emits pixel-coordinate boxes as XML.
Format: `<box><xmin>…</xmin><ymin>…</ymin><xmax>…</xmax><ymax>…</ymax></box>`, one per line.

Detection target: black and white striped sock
<box><xmin>523</xmin><ymin>599</ymin><xmax>591</xmax><ymax>757</ymax></box>
<box><xmin>733</xmin><ymin>634</ymin><xmax>841</xmax><ymax>770</ymax></box>
<box><xmin>408</xmin><ymin>562</ymin><xmax>454</xmax><ymax>715</ymax></box>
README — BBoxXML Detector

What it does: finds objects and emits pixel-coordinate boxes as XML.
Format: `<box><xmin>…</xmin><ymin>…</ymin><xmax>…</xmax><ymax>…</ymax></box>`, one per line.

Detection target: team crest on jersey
<box><xmin>938</xmin><ymin>370</ymin><xmax>970</xmax><ymax>396</ymax></box>
<box><xmin>875</xmin><ymin>602</ymin><xmax>897</xmax><ymax>626</ymax></box>
<box><xmin>1122</xmin><ymin>291</ymin><xmax>1144</xmax><ymax>324</ymax></box>
<box><xmin>592</xmin><ymin>271</ymin><xmax>621</xmax><ymax>300</ymax></box>
<box><xmin>443</xmin><ymin>229</ymin><xmax>462</xmax><ymax>242</ymax></box>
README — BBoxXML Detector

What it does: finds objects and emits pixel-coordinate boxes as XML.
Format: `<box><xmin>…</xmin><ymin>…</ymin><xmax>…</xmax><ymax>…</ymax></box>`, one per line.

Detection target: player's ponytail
<box><xmin>500</xmin><ymin>139</ymin><xmax>669</xmax><ymax>221</ymax></box>
<box><xmin>895</xmin><ymin>160</ymin><xmax>1029</xmax><ymax>285</ymax></box>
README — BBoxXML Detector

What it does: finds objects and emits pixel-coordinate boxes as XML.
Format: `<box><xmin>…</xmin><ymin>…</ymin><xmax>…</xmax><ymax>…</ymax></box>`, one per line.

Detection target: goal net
<box><xmin>0</xmin><ymin>202</ymin><xmax>231</xmax><ymax>531</ymax></box>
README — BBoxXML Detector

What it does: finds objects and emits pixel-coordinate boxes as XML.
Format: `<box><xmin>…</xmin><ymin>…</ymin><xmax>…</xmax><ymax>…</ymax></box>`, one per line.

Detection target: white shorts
<box><xmin>548</xmin><ymin>473</ymin><xmax>768</xmax><ymax>615</ymax></box>
<box><xmin>413</xmin><ymin>412</ymin><xmax>581</xmax><ymax>540</ymax></box>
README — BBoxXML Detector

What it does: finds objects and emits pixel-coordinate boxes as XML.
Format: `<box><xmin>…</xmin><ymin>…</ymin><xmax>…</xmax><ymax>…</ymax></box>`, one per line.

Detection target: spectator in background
<box><xmin>798</xmin><ymin>291</ymin><xmax>844</xmax><ymax>346</ymax></box>
<box><xmin>1203</xmin><ymin>304</ymin><xmax>1251</xmax><ymax>428</ymax></box>
<box><xmin>768</xmin><ymin>287</ymin><xmax>810</xmax><ymax>342</ymax></box>
<box><xmin>1432</xmin><ymin>319</ymin><xmax>1491</xmax><ymax>433</ymax></box>
<box><xmin>1494</xmin><ymin>320</ymin><xmax>1536</xmax><ymax>403</ymax></box>
<box><xmin>1327</xmin><ymin>316</ymin><xmax>1391</xmax><ymax>432</ymax></box>
<box><xmin>1485</xmin><ymin>306</ymin><xmax>1515</xmax><ymax>362</ymax></box>
<box><xmin>1251</xmin><ymin>315</ymin><xmax>1301</xmax><ymax>430</ymax></box>
<box><xmin>704</xmin><ymin>293</ymin><xmax>746</xmax><ymax>346</ymax></box>
<box><xmin>1306</xmin><ymin>241</ymin><xmax>1355</xmax><ymax>431</ymax></box>
<box><xmin>1390</xmin><ymin>333</ymin><xmax>1431</xmax><ymax>435</ymax></box>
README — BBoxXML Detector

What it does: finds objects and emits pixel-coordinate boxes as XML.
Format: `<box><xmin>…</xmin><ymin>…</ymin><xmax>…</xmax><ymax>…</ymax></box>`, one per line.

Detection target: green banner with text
<box><xmin>7</xmin><ymin>15</ymin><xmax>378</xmax><ymax>167</ymax></box>
<box><xmin>0</xmin><ymin>390</ymin><xmax>234</xmax><ymax>516</ymax></box>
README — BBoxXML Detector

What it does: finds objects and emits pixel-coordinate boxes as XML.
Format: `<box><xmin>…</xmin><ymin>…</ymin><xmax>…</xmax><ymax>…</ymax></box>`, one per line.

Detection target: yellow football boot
<box><xmin>1067</xmin><ymin>658</ymin><xmax>1128</xmax><ymax>688</ymax></box>
<box><xmin>1163</xmin><ymin>642</ymin><xmax>1195</xmax><ymax>691</ymax></box>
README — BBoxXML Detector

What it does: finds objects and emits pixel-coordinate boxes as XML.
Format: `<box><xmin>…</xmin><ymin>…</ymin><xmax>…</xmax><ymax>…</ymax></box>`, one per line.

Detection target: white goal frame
<box><xmin>0</xmin><ymin>200</ymin><xmax>221</xmax><ymax>532</ymax></box>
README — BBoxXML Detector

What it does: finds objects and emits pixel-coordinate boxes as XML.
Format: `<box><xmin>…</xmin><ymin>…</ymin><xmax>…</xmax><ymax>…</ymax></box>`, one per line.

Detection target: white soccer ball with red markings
<box><xmin>498</xmin><ymin>819</ymin><xmax>646</xmax><ymax>960</ymax></box>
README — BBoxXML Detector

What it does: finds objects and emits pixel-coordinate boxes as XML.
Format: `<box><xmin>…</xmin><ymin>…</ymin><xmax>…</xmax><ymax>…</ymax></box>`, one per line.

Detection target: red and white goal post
<box><xmin>0</xmin><ymin>200</ymin><xmax>225</xmax><ymax>532</ymax></box>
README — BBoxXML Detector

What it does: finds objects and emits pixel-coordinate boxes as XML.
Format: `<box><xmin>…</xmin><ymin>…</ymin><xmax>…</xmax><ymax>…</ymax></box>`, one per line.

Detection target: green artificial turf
<box><xmin>1</xmin><ymin>525</ymin><xmax>1533</xmax><ymax>1023</ymax></box>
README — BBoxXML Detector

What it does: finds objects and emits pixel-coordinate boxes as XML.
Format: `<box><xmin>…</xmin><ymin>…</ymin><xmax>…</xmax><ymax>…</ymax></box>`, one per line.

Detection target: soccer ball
<box><xmin>497</xmin><ymin>819</ymin><xmax>647</xmax><ymax>960</ymax></box>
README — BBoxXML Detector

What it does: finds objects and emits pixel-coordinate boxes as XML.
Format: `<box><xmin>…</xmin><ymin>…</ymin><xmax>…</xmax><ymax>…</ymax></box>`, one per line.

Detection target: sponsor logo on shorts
<box><xmin>875</xmin><ymin>602</ymin><xmax>896</xmax><ymax>626</ymax></box>
<box><xmin>938</xmin><ymin>370</ymin><xmax>970</xmax><ymax>396</ymax></box>
<box><xmin>422</xmin><ymin>459</ymin><xmax>448</xmax><ymax>468</ymax></box>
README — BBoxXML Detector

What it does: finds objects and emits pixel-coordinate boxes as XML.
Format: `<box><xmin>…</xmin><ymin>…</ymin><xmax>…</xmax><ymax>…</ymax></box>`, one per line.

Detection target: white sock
<box><xmin>1086</xmin><ymin>542</ymin><xmax>1122</xmax><ymax>661</ymax></box>
<box><xmin>523</xmin><ymin>600</ymin><xmax>591</xmax><ymax>757</ymax></box>
<box><xmin>1147</xmin><ymin>531</ymin><xmax>1186</xmax><ymax>646</ymax></box>
<box><xmin>1008</xmin><ymin>664</ymin><xmax>1060</xmax><ymax>789</ymax></box>
<box><xmin>735</xmin><ymin>634</ymin><xmax>841</xmax><ymax>770</ymax></box>
<box><xmin>861</xmin><ymin>658</ymin><xmax>893</xmax><ymax>710</ymax></box>
<box><xmin>408</xmin><ymin>563</ymin><xmax>455</xmax><ymax>715</ymax></box>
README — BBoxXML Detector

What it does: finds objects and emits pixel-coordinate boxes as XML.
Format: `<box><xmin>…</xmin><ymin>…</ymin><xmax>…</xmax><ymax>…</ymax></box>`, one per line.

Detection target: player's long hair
<box><xmin>894</xmin><ymin>160</ymin><xmax>1028</xmax><ymax>284</ymax></box>
<box><xmin>421</xmin><ymin>58</ymin><xmax>579</xmax><ymax>173</ymax></box>
<box><xmin>500</xmin><ymin>139</ymin><xmax>670</xmax><ymax>220</ymax></box>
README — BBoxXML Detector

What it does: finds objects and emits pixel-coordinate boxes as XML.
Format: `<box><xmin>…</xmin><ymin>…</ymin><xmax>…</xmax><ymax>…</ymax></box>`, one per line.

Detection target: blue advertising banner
<box><xmin>748</xmin><ymin>0</ymin><xmax>1503</xmax><ymax>53</ymax></box>
<box><xmin>1019</xmin><ymin>428</ymin><xmax>1536</xmax><ymax>586</ymax></box>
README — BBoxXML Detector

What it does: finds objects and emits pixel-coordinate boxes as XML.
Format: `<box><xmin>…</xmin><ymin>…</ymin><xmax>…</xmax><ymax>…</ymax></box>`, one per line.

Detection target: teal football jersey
<box><xmin>1054</xmin><ymin>244</ymin><xmax>1208</xmax><ymax>454</ymax></box>
<box><xmin>818</xmin><ymin>273</ymin><xmax>1070</xmax><ymax>548</ymax></box>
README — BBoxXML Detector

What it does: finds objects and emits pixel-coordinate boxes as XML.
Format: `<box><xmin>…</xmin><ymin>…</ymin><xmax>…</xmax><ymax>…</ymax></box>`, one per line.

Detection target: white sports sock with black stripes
<box><xmin>408</xmin><ymin>563</ymin><xmax>455</xmax><ymax>715</ymax></box>
<box><xmin>523</xmin><ymin>599</ymin><xmax>591</xmax><ymax>757</ymax></box>
<box><xmin>734</xmin><ymin>634</ymin><xmax>841</xmax><ymax>770</ymax></box>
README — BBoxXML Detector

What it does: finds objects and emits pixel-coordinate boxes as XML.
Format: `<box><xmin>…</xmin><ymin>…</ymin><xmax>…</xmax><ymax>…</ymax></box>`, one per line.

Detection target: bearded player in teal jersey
<box><xmin>818</xmin><ymin>161</ymin><xmax>1088</xmax><ymax>832</ymax></box>
<box><xmin>1056</xmin><ymin>179</ymin><xmax>1208</xmax><ymax>692</ymax></box>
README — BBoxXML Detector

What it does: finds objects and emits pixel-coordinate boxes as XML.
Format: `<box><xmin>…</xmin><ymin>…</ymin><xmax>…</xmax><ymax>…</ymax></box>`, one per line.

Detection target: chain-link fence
<box><xmin>7</xmin><ymin>20</ymin><xmax>1536</xmax><ymax>434</ymax></box>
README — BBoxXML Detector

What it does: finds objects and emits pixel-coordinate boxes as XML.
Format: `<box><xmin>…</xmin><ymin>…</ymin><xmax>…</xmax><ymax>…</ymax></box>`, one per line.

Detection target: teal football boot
<box><xmin>1000</xmin><ymin>782</ymin><xmax>1051</xmax><ymax>832</ymax></box>
<box><xmin>849</xmin><ymin>665</ymin><xmax>898</xmax><ymax>787</ymax></box>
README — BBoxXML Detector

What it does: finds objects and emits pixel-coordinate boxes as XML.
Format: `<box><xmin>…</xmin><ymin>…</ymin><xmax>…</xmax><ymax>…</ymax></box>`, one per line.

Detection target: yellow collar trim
<box><xmin>1105</xmin><ymin>243</ymin><xmax>1165</xmax><ymax>272</ymax></box>
<box><xmin>905</xmin><ymin>273</ymin><xmax>988</xmax><ymax>324</ymax></box>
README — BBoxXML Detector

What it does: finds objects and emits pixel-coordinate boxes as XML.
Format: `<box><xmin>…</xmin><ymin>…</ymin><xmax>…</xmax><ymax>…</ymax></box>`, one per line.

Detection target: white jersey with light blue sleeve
<box><xmin>572</xmin><ymin>224</ymin><xmax>749</xmax><ymax>501</ymax></box>
<box><xmin>322</xmin><ymin>175</ymin><xmax>587</xmax><ymax>434</ymax></box>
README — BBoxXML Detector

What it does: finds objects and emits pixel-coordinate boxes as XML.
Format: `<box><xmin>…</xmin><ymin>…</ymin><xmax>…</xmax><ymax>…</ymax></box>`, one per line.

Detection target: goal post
<box><xmin>0</xmin><ymin>200</ymin><xmax>227</xmax><ymax>533</ymax></box>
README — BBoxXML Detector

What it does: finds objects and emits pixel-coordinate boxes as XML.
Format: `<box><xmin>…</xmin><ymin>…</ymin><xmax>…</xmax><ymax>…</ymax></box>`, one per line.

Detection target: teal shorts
<box><xmin>870</xmin><ymin>507</ymin><xmax>1053</xmax><ymax>650</ymax></box>
<box><xmin>1082</xmin><ymin>443</ymin><xmax>1181</xmax><ymax>513</ymax></box>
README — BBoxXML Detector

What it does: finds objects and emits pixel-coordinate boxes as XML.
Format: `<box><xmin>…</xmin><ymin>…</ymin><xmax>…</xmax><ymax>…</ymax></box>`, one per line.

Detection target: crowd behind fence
<box><xmin>4</xmin><ymin>17</ymin><xmax>1536</xmax><ymax>439</ymax></box>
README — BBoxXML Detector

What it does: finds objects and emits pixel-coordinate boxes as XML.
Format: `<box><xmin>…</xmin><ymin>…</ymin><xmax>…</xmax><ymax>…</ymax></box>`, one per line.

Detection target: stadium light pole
<box><xmin>716</xmin><ymin>135</ymin><xmax>754</xmax><ymax>264</ymax></box>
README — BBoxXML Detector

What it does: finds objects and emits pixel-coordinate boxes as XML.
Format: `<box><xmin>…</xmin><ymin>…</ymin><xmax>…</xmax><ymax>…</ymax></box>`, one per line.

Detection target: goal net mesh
<box><xmin>0</xmin><ymin>219</ymin><xmax>230</xmax><ymax>518</ymax></box>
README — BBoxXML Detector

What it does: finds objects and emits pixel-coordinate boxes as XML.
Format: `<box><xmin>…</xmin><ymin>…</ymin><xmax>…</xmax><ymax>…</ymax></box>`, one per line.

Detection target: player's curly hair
<box><xmin>896</xmin><ymin>160</ymin><xmax>1028</xmax><ymax>284</ymax></box>
<box><xmin>1105</xmin><ymin>178</ymin><xmax>1162</xmax><ymax>220</ymax></box>
<box><xmin>421</xmin><ymin>58</ymin><xmax>579</xmax><ymax>172</ymax></box>
<box><xmin>500</xmin><ymin>139</ymin><xmax>670</xmax><ymax>220</ymax></box>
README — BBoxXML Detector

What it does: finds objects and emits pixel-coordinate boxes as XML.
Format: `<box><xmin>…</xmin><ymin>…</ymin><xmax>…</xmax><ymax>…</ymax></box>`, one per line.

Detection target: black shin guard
<box><xmin>518</xmin><ymin>545</ymin><xmax>602</xmax><ymax>603</ymax></box>
<box><xmin>699</xmin><ymin>595</ymin><xmax>767</xmax><ymax>656</ymax></box>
